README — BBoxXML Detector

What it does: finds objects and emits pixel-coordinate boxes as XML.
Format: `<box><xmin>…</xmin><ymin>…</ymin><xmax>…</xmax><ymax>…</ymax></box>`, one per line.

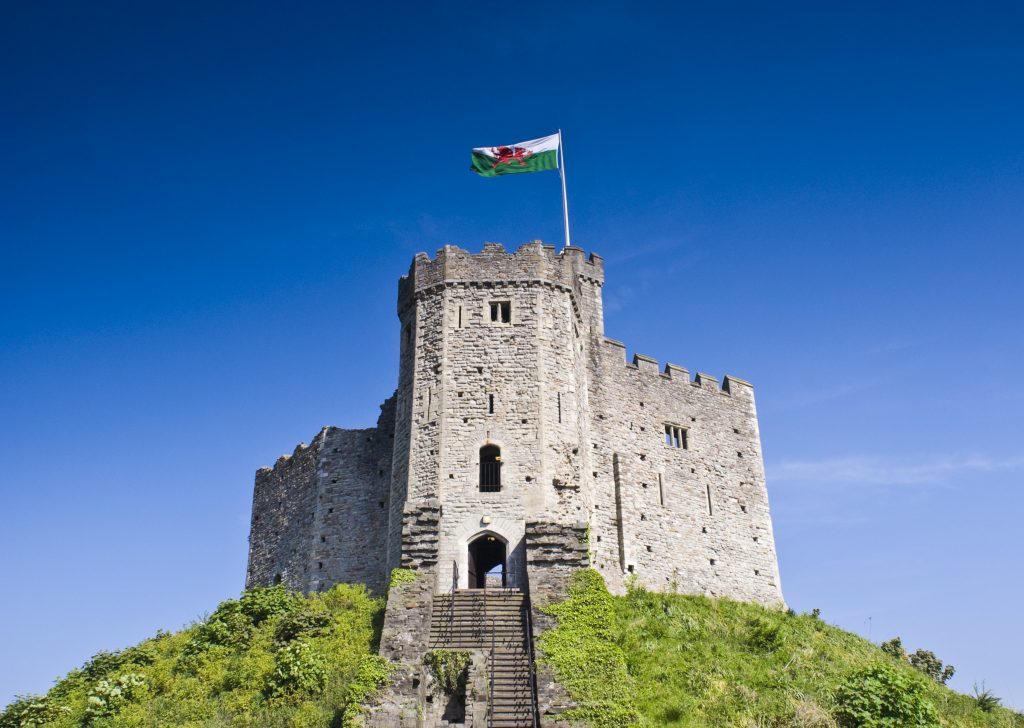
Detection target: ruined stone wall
<box><xmin>246</xmin><ymin>399</ymin><xmax>396</xmax><ymax>595</ymax></box>
<box><xmin>587</xmin><ymin>338</ymin><xmax>783</xmax><ymax>604</ymax></box>
<box><xmin>246</xmin><ymin>437</ymin><xmax>321</xmax><ymax>591</ymax></box>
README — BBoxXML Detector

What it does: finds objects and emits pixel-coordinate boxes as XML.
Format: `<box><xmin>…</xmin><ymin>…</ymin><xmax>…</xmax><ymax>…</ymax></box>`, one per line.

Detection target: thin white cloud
<box><xmin>768</xmin><ymin>455</ymin><xmax>1024</xmax><ymax>487</ymax></box>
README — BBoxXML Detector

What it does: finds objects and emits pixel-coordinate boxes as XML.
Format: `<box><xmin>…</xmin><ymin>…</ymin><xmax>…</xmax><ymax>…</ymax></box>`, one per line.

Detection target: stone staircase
<box><xmin>429</xmin><ymin>589</ymin><xmax>536</xmax><ymax>728</ymax></box>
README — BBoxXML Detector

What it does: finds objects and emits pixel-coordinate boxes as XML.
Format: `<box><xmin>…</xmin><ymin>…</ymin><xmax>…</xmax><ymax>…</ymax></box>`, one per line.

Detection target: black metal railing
<box><xmin>448</xmin><ymin>560</ymin><xmax>458</xmax><ymax>639</ymax></box>
<box><xmin>524</xmin><ymin>599</ymin><xmax>539</xmax><ymax>728</ymax></box>
<box><xmin>479</xmin><ymin>461</ymin><xmax>501</xmax><ymax>492</ymax></box>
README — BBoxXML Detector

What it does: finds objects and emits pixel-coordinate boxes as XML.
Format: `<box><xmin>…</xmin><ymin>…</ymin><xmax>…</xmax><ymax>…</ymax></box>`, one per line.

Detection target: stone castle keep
<box><xmin>246</xmin><ymin>241</ymin><xmax>783</xmax><ymax>725</ymax></box>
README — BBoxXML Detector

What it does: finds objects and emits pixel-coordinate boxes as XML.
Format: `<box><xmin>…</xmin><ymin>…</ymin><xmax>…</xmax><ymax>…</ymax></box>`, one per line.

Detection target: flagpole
<box><xmin>558</xmin><ymin>129</ymin><xmax>571</xmax><ymax>249</ymax></box>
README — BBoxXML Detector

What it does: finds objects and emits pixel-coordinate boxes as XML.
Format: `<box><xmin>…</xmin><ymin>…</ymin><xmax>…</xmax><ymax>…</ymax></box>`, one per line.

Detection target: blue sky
<box><xmin>2</xmin><ymin>0</ymin><xmax>1022</xmax><ymax>711</ymax></box>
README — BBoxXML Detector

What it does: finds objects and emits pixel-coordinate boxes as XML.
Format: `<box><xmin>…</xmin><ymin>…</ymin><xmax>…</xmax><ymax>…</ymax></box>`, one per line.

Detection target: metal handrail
<box><xmin>524</xmin><ymin>598</ymin><xmax>539</xmax><ymax>728</ymax></box>
<box><xmin>448</xmin><ymin>560</ymin><xmax>458</xmax><ymax>639</ymax></box>
<box><xmin>488</xmin><ymin>615</ymin><xmax>496</xmax><ymax>728</ymax></box>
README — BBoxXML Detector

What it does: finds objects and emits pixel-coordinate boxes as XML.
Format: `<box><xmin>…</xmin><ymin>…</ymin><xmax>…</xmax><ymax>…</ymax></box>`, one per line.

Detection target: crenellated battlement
<box><xmin>397</xmin><ymin>241</ymin><xmax>603</xmax><ymax>315</ymax></box>
<box><xmin>600</xmin><ymin>337</ymin><xmax>754</xmax><ymax>398</ymax></box>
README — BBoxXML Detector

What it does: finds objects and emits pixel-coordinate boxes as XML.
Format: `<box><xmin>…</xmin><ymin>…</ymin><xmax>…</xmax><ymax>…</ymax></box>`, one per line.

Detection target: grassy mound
<box><xmin>0</xmin><ymin>584</ymin><xmax>387</xmax><ymax>728</ymax></box>
<box><xmin>539</xmin><ymin>570</ymin><xmax>1023</xmax><ymax>728</ymax></box>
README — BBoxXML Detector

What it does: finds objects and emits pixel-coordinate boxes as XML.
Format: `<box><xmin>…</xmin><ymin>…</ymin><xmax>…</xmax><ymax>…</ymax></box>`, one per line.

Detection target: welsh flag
<box><xmin>470</xmin><ymin>133</ymin><xmax>560</xmax><ymax>177</ymax></box>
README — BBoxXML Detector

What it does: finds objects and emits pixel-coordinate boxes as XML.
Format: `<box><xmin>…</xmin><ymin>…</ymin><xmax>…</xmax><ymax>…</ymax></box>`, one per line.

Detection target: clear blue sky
<box><xmin>2</xmin><ymin>0</ymin><xmax>1022</xmax><ymax>711</ymax></box>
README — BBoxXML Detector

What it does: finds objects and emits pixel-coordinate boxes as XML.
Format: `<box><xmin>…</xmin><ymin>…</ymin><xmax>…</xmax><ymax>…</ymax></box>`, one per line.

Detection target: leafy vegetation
<box><xmin>539</xmin><ymin>570</ymin><xmax>1023</xmax><ymax>728</ymax></box>
<box><xmin>5</xmin><ymin>572</ymin><xmax>1021</xmax><ymax>728</ymax></box>
<box><xmin>881</xmin><ymin>637</ymin><xmax>957</xmax><ymax>685</ymax></box>
<box><xmin>387</xmin><ymin>568</ymin><xmax>417</xmax><ymax>588</ymax></box>
<box><xmin>424</xmin><ymin>651</ymin><xmax>471</xmax><ymax>694</ymax></box>
<box><xmin>834</xmin><ymin>663</ymin><xmax>938</xmax><ymax>727</ymax></box>
<box><xmin>536</xmin><ymin>570</ymin><xmax>640</xmax><ymax>727</ymax></box>
<box><xmin>1</xmin><ymin>584</ymin><xmax>386</xmax><ymax>728</ymax></box>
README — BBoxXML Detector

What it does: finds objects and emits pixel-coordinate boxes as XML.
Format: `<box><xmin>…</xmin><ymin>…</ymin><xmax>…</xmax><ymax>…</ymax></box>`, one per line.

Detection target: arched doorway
<box><xmin>467</xmin><ymin>533</ymin><xmax>506</xmax><ymax>588</ymax></box>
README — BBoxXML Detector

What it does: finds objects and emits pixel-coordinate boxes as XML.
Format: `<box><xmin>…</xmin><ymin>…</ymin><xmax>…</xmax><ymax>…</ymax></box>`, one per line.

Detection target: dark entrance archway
<box><xmin>467</xmin><ymin>533</ymin><xmax>506</xmax><ymax>588</ymax></box>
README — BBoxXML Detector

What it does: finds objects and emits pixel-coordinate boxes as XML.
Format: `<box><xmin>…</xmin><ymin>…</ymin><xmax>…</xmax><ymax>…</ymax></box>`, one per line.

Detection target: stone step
<box><xmin>429</xmin><ymin>591</ymin><xmax>536</xmax><ymax>727</ymax></box>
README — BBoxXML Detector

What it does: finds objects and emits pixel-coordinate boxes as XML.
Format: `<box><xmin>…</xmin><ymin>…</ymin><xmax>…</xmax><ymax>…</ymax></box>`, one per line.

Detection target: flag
<box><xmin>470</xmin><ymin>133</ymin><xmax>559</xmax><ymax>177</ymax></box>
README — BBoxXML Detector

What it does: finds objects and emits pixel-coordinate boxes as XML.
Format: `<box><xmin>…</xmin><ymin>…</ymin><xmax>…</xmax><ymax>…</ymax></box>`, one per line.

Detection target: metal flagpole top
<box><xmin>558</xmin><ymin>129</ymin><xmax>571</xmax><ymax>250</ymax></box>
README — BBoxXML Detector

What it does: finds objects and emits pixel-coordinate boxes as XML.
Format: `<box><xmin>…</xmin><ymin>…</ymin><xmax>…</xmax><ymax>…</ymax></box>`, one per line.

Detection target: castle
<box><xmin>245</xmin><ymin>241</ymin><xmax>783</xmax><ymax>725</ymax></box>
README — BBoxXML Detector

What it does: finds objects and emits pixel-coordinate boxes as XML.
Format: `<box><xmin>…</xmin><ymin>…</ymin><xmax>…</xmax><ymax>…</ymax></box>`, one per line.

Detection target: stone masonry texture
<box><xmin>246</xmin><ymin>240</ymin><xmax>783</xmax><ymax>605</ymax></box>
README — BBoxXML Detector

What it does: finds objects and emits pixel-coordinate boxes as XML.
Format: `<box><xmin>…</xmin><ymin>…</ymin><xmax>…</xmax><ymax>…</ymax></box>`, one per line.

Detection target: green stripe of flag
<box><xmin>470</xmin><ymin>148</ymin><xmax>558</xmax><ymax>177</ymax></box>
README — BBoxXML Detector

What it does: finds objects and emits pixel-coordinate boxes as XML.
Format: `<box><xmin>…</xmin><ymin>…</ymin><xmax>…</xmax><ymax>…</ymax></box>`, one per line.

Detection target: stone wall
<box><xmin>587</xmin><ymin>339</ymin><xmax>783</xmax><ymax>604</ymax></box>
<box><xmin>246</xmin><ymin>398</ymin><xmax>396</xmax><ymax>595</ymax></box>
<box><xmin>394</xmin><ymin>242</ymin><xmax>604</xmax><ymax>595</ymax></box>
<box><xmin>246</xmin><ymin>436</ymin><xmax>320</xmax><ymax>591</ymax></box>
<box><xmin>525</xmin><ymin>521</ymin><xmax>590</xmax><ymax>727</ymax></box>
<box><xmin>247</xmin><ymin>241</ymin><xmax>783</xmax><ymax>607</ymax></box>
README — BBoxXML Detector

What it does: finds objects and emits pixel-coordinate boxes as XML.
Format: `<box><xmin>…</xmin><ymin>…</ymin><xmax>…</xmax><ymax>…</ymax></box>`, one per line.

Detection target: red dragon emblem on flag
<box><xmin>489</xmin><ymin>145</ymin><xmax>534</xmax><ymax>169</ymax></box>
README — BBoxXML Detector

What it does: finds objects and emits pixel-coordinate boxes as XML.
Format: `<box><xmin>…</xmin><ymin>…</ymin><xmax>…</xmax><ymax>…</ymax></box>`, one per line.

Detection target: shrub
<box><xmin>273</xmin><ymin>607</ymin><xmax>332</xmax><ymax>644</ymax></box>
<box><xmin>0</xmin><ymin>584</ymin><xmax>386</xmax><ymax>727</ymax></box>
<box><xmin>881</xmin><ymin>637</ymin><xmax>907</xmax><ymax>660</ymax></box>
<box><xmin>84</xmin><ymin>672</ymin><xmax>147</xmax><ymax>722</ymax></box>
<box><xmin>238</xmin><ymin>584</ymin><xmax>301</xmax><ymax>625</ymax></box>
<box><xmin>190</xmin><ymin>600</ymin><xmax>253</xmax><ymax>650</ymax></box>
<box><xmin>267</xmin><ymin>640</ymin><xmax>328</xmax><ymax>699</ymax></box>
<box><xmin>389</xmin><ymin>568</ymin><xmax>417</xmax><ymax>588</ymax></box>
<box><xmin>973</xmin><ymin>683</ymin><xmax>1002</xmax><ymax>713</ymax></box>
<box><xmin>0</xmin><ymin>695</ymin><xmax>68</xmax><ymax>727</ymax></box>
<box><xmin>424</xmin><ymin>650</ymin><xmax>471</xmax><ymax>694</ymax></box>
<box><xmin>908</xmin><ymin>649</ymin><xmax>954</xmax><ymax>685</ymax></box>
<box><xmin>538</xmin><ymin>569</ymin><xmax>639</xmax><ymax>727</ymax></box>
<box><xmin>340</xmin><ymin>654</ymin><xmax>393</xmax><ymax>728</ymax></box>
<box><xmin>834</xmin><ymin>663</ymin><xmax>938</xmax><ymax>727</ymax></box>
<box><xmin>747</xmin><ymin>618</ymin><xmax>785</xmax><ymax>653</ymax></box>
<box><xmin>878</xmin><ymin>638</ymin><xmax>954</xmax><ymax>685</ymax></box>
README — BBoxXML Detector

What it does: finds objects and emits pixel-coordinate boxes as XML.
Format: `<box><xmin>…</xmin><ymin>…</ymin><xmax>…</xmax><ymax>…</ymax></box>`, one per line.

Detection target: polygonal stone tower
<box><xmin>246</xmin><ymin>241</ymin><xmax>783</xmax><ymax>726</ymax></box>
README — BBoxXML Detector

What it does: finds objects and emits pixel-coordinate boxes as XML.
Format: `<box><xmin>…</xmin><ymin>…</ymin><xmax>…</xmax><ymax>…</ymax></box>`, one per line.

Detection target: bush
<box><xmin>340</xmin><ymin>654</ymin><xmax>393</xmax><ymax>728</ymax></box>
<box><xmin>389</xmin><ymin>568</ymin><xmax>417</xmax><ymax>588</ymax></box>
<box><xmin>878</xmin><ymin>637</ymin><xmax>955</xmax><ymax>685</ymax></box>
<box><xmin>908</xmin><ymin>649</ymin><xmax>955</xmax><ymax>685</ymax></box>
<box><xmin>238</xmin><ymin>584</ymin><xmax>301</xmax><ymax>625</ymax></box>
<box><xmin>881</xmin><ymin>637</ymin><xmax>907</xmax><ymax>660</ymax></box>
<box><xmin>972</xmin><ymin>683</ymin><xmax>1002</xmax><ymax>713</ymax></box>
<box><xmin>834</xmin><ymin>663</ymin><xmax>938</xmax><ymax>727</ymax></box>
<box><xmin>0</xmin><ymin>584</ymin><xmax>386</xmax><ymax>727</ymax></box>
<box><xmin>267</xmin><ymin>640</ymin><xmax>328</xmax><ymax>699</ymax></box>
<box><xmin>538</xmin><ymin>569</ymin><xmax>639</xmax><ymax>727</ymax></box>
<box><xmin>0</xmin><ymin>695</ymin><xmax>67</xmax><ymax>727</ymax></box>
<box><xmin>84</xmin><ymin>672</ymin><xmax>147</xmax><ymax>721</ymax></box>
<box><xmin>424</xmin><ymin>650</ymin><xmax>471</xmax><ymax>694</ymax></box>
<box><xmin>273</xmin><ymin>607</ymin><xmax>332</xmax><ymax>644</ymax></box>
<box><xmin>747</xmin><ymin>618</ymin><xmax>785</xmax><ymax>653</ymax></box>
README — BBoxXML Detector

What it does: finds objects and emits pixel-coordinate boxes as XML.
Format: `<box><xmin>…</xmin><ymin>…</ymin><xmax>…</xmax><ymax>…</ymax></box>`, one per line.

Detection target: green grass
<box><xmin>0</xmin><ymin>584</ymin><xmax>387</xmax><ymax>728</ymax></box>
<box><xmin>7</xmin><ymin>573</ymin><xmax>1022</xmax><ymax>727</ymax></box>
<box><xmin>539</xmin><ymin>570</ymin><xmax>1024</xmax><ymax>728</ymax></box>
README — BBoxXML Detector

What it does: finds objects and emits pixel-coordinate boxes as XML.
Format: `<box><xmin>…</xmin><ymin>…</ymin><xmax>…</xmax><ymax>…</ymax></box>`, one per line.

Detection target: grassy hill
<box><xmin>4</xmin><ymin>571</ymin><xmax>1021</xmax><ymax>727</ymax></box>
<box><xmin>0</xmin><ymin>584</ymin><xmax>388</xmax><ymax>728</ymax></box>
<box><xmin>538</xmin><ymin>570</ymin><xmax>1023</xmax><ymax>727</ymax></box>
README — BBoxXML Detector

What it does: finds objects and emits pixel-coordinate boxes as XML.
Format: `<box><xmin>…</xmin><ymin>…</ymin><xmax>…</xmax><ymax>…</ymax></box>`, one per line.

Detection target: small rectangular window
<box><xmin>664</xmin><ymin>424</ymin><xmax>688</xmax><ymax>449</ymax></box>
<box><xmin>658</xmin><ymin>473</ymin><xmax>665</xmax><ymax>506</ymax></box>
<box><xmin>488</xmin><ymin>393</ymin><xmax>495</xmax><ymax>414</ymax></box>
<box><xmin>457</xmin><ymin>305</ymin><xmax>463</xmax><ymax>328</ymax></box>
<box><xmin>489</xmin><ymin>301</ymin><xmax>511</xmax><ymax>323</ymax></box>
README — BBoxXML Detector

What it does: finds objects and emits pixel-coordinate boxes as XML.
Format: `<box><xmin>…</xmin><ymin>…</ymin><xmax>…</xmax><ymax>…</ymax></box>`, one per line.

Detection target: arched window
<box><xmin>479</xmin><ymin>445</ymin><xmax>501</xmax><ymax>492</ymax></box>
